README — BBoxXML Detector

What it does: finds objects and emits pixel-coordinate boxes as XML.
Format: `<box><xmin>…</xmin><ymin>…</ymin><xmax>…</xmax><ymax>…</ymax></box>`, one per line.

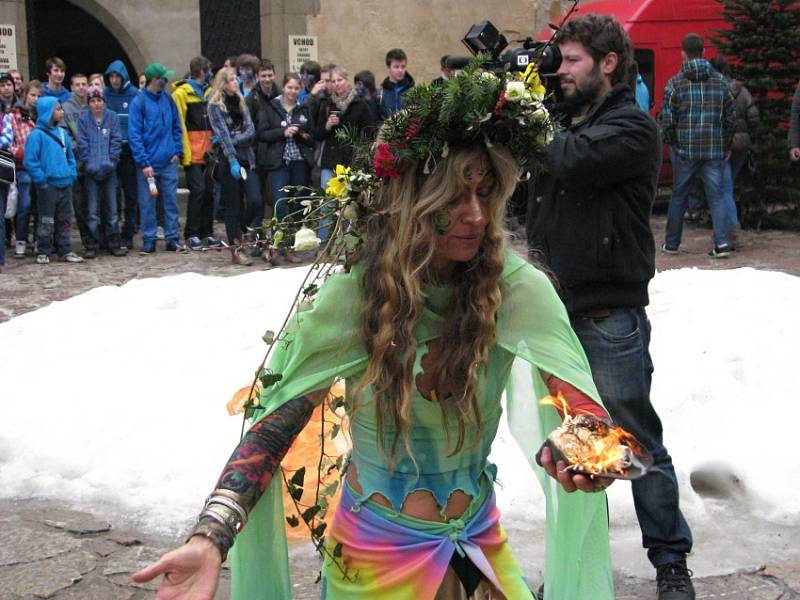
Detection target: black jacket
<box><xmin>246</xmin><ymin>83</ymin><xmax>279</xmax><ymax>168</ymax></box>
<box><xmin>527</xmin><ymin>84</ymin><xmax>660</xmax><ymax>315</ymax></box>
<box><xmin>315</xmin><ymin>96</ymin><xmax>374</xmax><ymax>169</ymax></box>
<box><xmin>257</xmin><ymin>97</ymin><xmax>315</xmax><ymax>171</ymax></box>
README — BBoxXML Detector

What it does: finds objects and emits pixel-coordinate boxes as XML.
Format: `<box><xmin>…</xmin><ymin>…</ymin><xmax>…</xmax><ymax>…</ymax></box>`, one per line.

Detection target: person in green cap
<box><xmin>128</xmin><ymin>62</ymin><xmax>185</xmax><ymax>253</ymax></box>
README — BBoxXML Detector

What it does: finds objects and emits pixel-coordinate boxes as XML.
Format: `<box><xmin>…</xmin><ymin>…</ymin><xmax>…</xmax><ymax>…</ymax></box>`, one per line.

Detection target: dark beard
<box><xmin>560</xmin><ymin>64</ymin><xmax>604</xmax><ymax>115</ymax></box>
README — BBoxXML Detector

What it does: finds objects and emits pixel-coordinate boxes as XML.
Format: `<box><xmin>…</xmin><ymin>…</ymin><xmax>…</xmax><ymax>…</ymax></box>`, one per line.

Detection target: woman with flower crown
<box><xmin>133</xmin><ymin>62</ymin><xmax>616</xmax><ymax>600</ymax></box>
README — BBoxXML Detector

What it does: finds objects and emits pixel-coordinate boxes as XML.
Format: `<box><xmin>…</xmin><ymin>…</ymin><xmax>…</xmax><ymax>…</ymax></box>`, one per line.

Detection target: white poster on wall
<box><xmin>0</xmin><ymin>25</ymin><xmax>17</xmax><ymax>72</ymax></box>
<box><xmin>288</xmin><ymin>35</ymin><xmax>317</xmax><ymax>73</ymax></box>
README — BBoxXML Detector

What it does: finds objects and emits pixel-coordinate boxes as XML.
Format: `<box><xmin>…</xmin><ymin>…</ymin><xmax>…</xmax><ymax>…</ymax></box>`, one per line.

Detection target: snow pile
<box><xmin>1</xmin><ymin>265</ymin><xmax>798</xmax><ymax>572</ymax></box>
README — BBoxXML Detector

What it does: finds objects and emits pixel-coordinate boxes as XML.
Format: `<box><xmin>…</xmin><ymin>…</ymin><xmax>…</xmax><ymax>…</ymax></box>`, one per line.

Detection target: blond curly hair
<box><xmin>353</xmin><ymin>144</ymin><xmax>520</xmax><ymax>464</ymax></box>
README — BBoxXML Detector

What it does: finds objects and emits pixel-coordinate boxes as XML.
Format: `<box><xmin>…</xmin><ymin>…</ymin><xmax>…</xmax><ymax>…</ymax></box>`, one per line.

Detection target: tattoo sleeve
<box><xmin>189</xmin><ymin>395</ymin><xmax>315</xmax><ymax>559</ymax></box>
<box><xmin>216</xmin><ymin>394</ymin><xmax>315</xmax><ymax>514</ymax></box>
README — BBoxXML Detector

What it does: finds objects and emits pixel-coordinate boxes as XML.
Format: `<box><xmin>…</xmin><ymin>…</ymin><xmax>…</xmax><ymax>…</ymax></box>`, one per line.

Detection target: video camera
<box><xmin>447</xmin><ymin>20</ymin><xmax>561</xmax><ymax>82</ymax></box>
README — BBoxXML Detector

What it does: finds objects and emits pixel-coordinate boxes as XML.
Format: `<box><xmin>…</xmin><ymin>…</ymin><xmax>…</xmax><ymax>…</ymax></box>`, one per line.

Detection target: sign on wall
<box><xmin>0</xmin><ymin>25</ymin><xmax>17</xmax><ymax>72</ymax></box>
<box><xmin>288</xmin><ymin>35</ymin><xmax>318</xmax><ymax>73</ymax></box>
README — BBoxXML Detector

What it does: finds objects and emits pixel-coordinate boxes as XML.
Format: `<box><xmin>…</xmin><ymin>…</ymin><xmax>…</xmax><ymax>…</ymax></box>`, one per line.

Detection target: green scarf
<box><xmin>229</xmin><ymin>250</ymin><xmax>614</xmax><ymax>599</ymax></box>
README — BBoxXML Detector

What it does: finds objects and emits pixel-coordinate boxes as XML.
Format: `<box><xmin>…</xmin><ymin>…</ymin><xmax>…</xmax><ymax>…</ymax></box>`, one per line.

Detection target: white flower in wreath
<box><xmin>530</xmin><ymin>105</ymin><xmax>550</xmax><ymax>124</ymax></box>
<box><xmin>505</xmin><ymin>80</ymin><xmax>526</xmax><ymax>102</ymax></box>
<box><xmin>293</xmin><ymin>226</ymin><xmax>321</xmax><ymax>252</ymax></box>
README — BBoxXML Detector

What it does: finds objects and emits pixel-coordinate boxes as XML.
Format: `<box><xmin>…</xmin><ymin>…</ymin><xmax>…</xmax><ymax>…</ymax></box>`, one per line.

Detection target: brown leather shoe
<box><xmin>231</xmin><ymin>245</ymin><xmax>253</xmax><ymax>266</ymax></box>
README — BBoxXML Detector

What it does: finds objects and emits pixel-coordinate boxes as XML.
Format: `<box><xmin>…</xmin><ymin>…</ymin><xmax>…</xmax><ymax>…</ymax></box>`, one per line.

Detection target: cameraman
<box><xmin>527</xmin><ymin>14</ymin><xmax>694</xmax><ymax>600</ymax></box>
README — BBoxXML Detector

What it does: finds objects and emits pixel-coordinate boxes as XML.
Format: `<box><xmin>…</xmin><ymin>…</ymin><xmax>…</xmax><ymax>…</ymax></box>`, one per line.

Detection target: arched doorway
<box><xmin>25</xmin><ymin>0</ymin><xmax>136</xmax><ymax>84</ymax></box>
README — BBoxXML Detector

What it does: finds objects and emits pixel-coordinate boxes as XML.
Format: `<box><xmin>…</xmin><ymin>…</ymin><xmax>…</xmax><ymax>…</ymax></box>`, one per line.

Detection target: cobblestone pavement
<box><xmin>1</xmin><ymin>214</ymin><xmax>799</xmax><ymax>598</ymax></box>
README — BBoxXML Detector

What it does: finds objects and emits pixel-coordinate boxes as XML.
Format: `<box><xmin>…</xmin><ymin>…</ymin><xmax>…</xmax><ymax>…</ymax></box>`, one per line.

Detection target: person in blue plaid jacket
<box><xmin>660</xmin><ymin>33</ymin><xmax>735</xmax><ymax>258</ymax></box>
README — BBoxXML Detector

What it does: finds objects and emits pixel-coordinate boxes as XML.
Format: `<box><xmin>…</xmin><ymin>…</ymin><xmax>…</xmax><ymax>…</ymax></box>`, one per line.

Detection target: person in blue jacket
<box><xmin>23</xmin><ymin>96</ymin><xmax>83</xmax><ymax>264</ymax></box>
<box><xmin>128</xmin><ymin>62</ymin><xmax>185</xmax><ymax>254</ymax></box>
<box><xmin>78</xmin><ymin>85</ymin><xmax>125</xmax><ymax>257</ymax></box>
<box><xmin>41</xmin><ymin>57</ymin><xmax>73</xmax><ymax>103</ymax></box>
<box><xmin>104</xmin><ymin>59</ymin><xmax>140</xmax><ymax>249</ymax></box>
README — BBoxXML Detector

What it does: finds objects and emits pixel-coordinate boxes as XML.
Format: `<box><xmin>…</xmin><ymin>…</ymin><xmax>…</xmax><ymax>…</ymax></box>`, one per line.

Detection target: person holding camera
<box><xmin>527</xmin><ymin>14</ymin><xmax>695</xmax><ymax>600</ymax></box>
<box><xmin>258</xmin><ymin>72</ymin><xmax>315</xmax><ymax>264</ymax></box>
<box><xmin>315</xmin><ymin>66</ymin><xmax>374</xmax><ymax>244</ymax></box>
<box><xmin>207</xmin><ymin>68</ymin><xmax>262</xmax><ymax>266</ymax></box>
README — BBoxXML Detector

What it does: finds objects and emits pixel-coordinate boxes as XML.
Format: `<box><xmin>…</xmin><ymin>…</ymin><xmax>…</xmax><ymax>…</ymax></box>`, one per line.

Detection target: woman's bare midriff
<box><xmin>346</xmin><ymin>463</ymin><xmax>473</xmax><ymax>522</ymax></box>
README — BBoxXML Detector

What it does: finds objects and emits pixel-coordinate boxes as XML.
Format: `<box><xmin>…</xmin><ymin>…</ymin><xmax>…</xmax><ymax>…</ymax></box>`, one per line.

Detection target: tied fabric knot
<box><xmin>447</xmin><ymin>517</ymin><xmax>467</xmax><ymax>555</ymax></box>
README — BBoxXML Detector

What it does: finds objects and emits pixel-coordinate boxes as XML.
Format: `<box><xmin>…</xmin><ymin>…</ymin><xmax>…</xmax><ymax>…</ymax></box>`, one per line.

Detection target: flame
<box><xmin>540</xmin><ymin>393</ymin><xmax>641</xmax><ymax>476</ymax></box>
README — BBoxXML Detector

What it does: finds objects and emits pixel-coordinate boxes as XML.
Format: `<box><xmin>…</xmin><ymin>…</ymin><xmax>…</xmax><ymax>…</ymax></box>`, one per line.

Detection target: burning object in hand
<box><xmin>536</xmin><ymin>394</ymin><xmax>653</xmax><ymax>480</ymax></box>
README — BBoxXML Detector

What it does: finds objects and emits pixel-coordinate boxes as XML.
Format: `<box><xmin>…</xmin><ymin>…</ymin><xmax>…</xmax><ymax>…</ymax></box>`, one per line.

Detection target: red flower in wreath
<box><xmin>404</xmin><ymin>117</ymin><xmax>422</xmax><ymax>140</ymax></box>
<box><xmin>493</xmin><ymin>91</ymin><xmax>508</xmax><ymax>115</ymax></box>
<box><xmin>373</xmin><ymin>143</ymin><xmax>400</xmax><ymax>179</ymax></box>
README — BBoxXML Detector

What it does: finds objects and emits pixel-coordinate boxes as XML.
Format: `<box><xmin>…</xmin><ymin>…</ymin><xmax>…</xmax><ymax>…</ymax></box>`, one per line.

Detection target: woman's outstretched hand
<box><xmin>132</xmin><ymin>536</ymin><xmax>222</xmax><ymax>600</ymax></box>
<box><xmin>539</xmin><ymin>446</ymin><xmax>614</xmax><ymax>494</ymax></box>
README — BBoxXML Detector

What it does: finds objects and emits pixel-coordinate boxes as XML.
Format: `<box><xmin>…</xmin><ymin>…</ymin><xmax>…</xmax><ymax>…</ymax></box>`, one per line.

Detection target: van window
<box><xmin>634</xmin><ymin>48</ymin><xmax>655</xmax><ymax>109</ymax></box>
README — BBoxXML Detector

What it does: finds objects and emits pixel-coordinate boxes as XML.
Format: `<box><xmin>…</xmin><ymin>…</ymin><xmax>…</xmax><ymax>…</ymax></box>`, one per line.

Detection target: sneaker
<box><xmin>35</xmin><ymin>254</ymin><xmax>49</xmax><ymax>264</ymax></box>
<box><xmin>206</xmin><ymin>236</ymin><xmax>222</xmax><ymax>248</ymax></box>
<box><xmin>82</xmin><ymin>248</ymin><xmax>97</xmax><ymax>259</ymax></box>
<box><xmin>166</xmin><ymin>241</ymin><xmax>189</xmax><ymax>253</ymax></box>
<box><xmin>708</xmin><ymin>244</ymin><xmax>731</xmax><ymax>258</ymax></box>
<box><xmin>187</xmin><ymin>236</ymin><xmax>204</xmax><ymax>251</ymax></box>
<box><xmin>156</xmin><ymin>226</ymin><xmax>165</xmax><ymax>240</ymax></box>
<box><xmin>121</xmin><ymin>238</ymin><xmax>133</xmax><ymax>251</ymax></box>
<box><xmin>110</xmin><ymin>246</ymin><xmax>128</xmax><ymax>257</ymax></box>
<box><xmin>661</xmin><ymin>243</ymin><xmax>679</xmax><ymax>255</ymax></box>
<box><xmin>139</xmin><ymin>243</ymin><xmax>156</xmax><ymax>255</ymax></box>
<box><xmin>14</xmin><ymin>241</ymin><xmax>26</xmax><ymax>258</ymax></box>
<box><xmin>61</xmin><ymin>252</ymin><xmax>84</xmax><ymax>263</ymax></box>
<box><xmin>656</xmin><ymin>560</ymin><xmax>695</xmax><ymax>600</ymax></box>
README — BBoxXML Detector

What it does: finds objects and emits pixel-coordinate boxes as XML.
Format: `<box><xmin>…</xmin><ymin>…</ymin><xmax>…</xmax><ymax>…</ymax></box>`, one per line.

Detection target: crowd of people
<box><xmin>0</xmin><ymin>47</ymin><xmax>430</xmax><ymax>269</ymax></box>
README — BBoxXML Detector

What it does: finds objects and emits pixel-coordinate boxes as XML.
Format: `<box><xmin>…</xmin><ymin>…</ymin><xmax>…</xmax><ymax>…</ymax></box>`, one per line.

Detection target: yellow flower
<box><xmin>520</xmin><ymin>64</ymin><xmax>547</xmax><ymax>100</ymax></box>
<box><xmin>325</xmin><ymin>164</ymin><xmax>351</xmax><ymax>198</ymax></box>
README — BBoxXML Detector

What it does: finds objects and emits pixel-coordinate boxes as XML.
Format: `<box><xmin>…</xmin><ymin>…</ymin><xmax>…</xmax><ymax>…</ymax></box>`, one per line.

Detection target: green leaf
<box><xmin>330</xmin><ymin>423</ymin><xmax>341</xmax><ymax>439</ymax></box>
<box><xmin>301</xmin><ymin>505</ymin><xmax>322</xmax><ymax>523</ymax></box>
<box><xmin>259</xmin><ymin>372</ymin><xmax>283</xmax><ymax>388</ymax></box>
<box><xmin>262</xmin><ymin>330</ymin><xmax>275</xmax><ymax>345</ymax></box>
<box><xmin>286</xmin><ymin>515</ymin><xmax>299</xmax><ymax>527</ymax></box>
<box><xmin>288</xmin><ymin>484</ymin><xmax>304</xmax><ymax>502</ymax></box>
<box><xmin>315</xmin><ymin>571</ymin><xmax>322</xmax><ymax>584</ymax></box>
<box><xmin>333</xmin><ymin>542</ymin><xmax>343</xmax><ymax>557</ymax></box>
<box><xmin>323</xmin><ymin>480</ymin><xmax>339</xmax><ymax>497</ymax></box>
<box><xmin>290</xmin><ymin>466</ymin><xmax>306</xmax><ymax>487</ymax></box>
<box><xmin>312</xmin><ymin>522</ymin><xmax>327</xmax><ymax>537</ymax></box>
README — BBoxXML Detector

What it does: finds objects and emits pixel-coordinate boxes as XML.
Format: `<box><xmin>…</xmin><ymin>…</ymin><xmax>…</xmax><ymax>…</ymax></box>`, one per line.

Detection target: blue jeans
<box><xmin>117</xmin><ymin>150</ymin><xmax>139</xmax><ymax>243</ymax></box>
<box><xmin>318</xmin><ymin>167</ymin><xmax>335</xmax><ymax>243</ymax></box>
<box><xmin>85</xmin><ymin>172</ymin><xmax>120</xmax><ymax>249</ymax></box>
<box><xmin>666</xmin><ymin>151</ymin><xmax>730</xmax><ymax>248</ymax></box>
<box><xmin>14</xmin><ymin>171</ymin><xmax>33</xmax><ymax>244</ymax></box>
<box><xmin>219</xmin><ymin>158</ymin><xmax>262</xmax><ymax>244</ymax></box>
<box><xmin>271</xmin><ymin>160</ymin><xmax>310</xmax><ymax>225</ymax></box>
<box><xmin>137</xmin><ymin>163</ymin><xmax>179</xmax><ymax>247</ymax></box>
<box><xmin>36</xmin><ymin>185</ymin><xmax>74</xmax><ymax>256</ymax></box>
<box><xmin>687</xmin><ymin>160</ymin><xmax>739</xmax><ymax>229</ymax></box>
<box><xmin>570</xmin><ymin>307</ymin><xmax>693</xmax><ymax>567</ymax></box>
<box><xmin>0</xmin><ymin>184</ymin><xmax>6</xmax><ymax>266</ymax></box>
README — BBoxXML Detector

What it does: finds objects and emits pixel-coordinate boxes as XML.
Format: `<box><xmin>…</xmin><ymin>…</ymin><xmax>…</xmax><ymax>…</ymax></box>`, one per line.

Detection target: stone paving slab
<box><xmin>1</xmin><ymin>497</ymin><xmax>798</xmax><ymax>599</ymax></box>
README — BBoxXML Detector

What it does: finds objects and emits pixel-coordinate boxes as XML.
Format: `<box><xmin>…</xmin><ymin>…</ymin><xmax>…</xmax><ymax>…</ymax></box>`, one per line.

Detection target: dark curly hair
<box><xmin>555</xmin><ymin>13</ymin><xmax>634</xmax><ymax>86</ymax></box>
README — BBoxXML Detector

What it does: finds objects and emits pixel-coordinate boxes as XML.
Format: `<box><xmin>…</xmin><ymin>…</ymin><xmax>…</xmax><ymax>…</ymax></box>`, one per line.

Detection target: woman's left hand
<box><xmin>539</xmin><ymin>446</ymin><xmax>614</xmax><ymax>494</ymax></box>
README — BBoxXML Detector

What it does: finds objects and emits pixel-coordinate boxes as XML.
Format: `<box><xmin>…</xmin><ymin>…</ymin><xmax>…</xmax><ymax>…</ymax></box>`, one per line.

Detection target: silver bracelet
<box><xmin>204</xmin><ymin>491</ymin><xmax>248</xmax><ymax>532</ymax></box>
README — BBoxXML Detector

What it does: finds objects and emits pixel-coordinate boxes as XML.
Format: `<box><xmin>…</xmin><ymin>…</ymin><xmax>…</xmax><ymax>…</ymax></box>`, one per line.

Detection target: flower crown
<box><xmin>345</xmin><ymin>55</ymin><xmax>555</xmax><ymax>182</ymax></box>
<box><xmin>268</xmin><ymin>57</ymin><xmax>556</xmax><ymax>257</ymax></box>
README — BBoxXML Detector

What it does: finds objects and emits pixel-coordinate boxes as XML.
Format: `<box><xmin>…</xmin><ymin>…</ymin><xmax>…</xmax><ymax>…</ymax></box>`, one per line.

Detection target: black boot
<box><xmin>656</xmin><ymin>560</ymin><xmax>695</xmax><ymax>600</ymax></box>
